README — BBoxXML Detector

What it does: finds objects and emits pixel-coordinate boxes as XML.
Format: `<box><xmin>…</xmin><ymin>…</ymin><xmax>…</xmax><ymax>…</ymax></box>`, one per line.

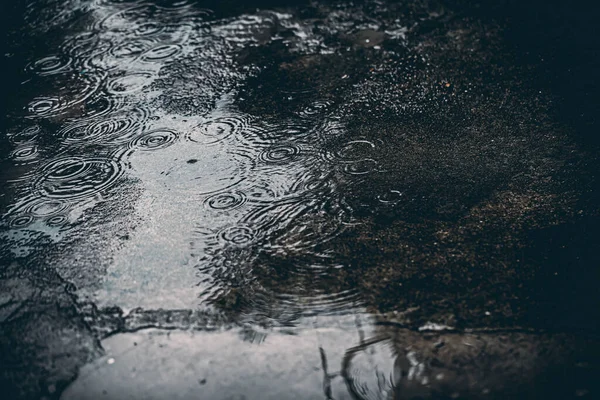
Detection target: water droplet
<box><xmin>141</xmin><ymin>44</ymin><xmax>181</xmax><ymax>62</ymax></box>
<box><xmin>218</xmin><ymin>225</ymin><xmax>255</xmax><ymax>246</ymax></box>
<box><xmin>204</xmin><ymin>190</ymin><xmax>247</xmax><ymax>211</ymax></box>
<box><xmin>129</xmin><ymin>129</ymin><xmax>178</xmax><ymax>151</ymax></box>
<box><xmin>28</xmin><ymin>97</ymin><xmax>60</xmax><ymax>114</ymax></box>
<box><xmin>46</xmin><ymin>214</ymin><xmax>69</xmax><ymax>227</ymax></box>
<box><xmin>9</xmin><ymin>125</ymin><xmax>41</xmax><ymax>144</ymax></box>
<box><xmin>10</xmin><ymin>145</ymin><xmax>39</xmax><ymax>165</ymax></box>
<box><xmin>334</xmin><ymin>140</ymin><xmax>376</xmax><ymax>162</ymax></box>
<box><xmin>26</xmin><ymin>74</ymin><xmax>100</xmax><ymax>117</ymax></box>
<box><xmin>134</xmin><ymin>22</ymin><xmax>164</xmax><ymax>37</ymax></box>
<box><xmin>187</xmin><ymin>115</ymin><xmax>249</xmax><ymax>145</ymax></box>
<box><xmin>109</xmin><ymin>41</ymin><xmax>149</xmax><ymax>59</ymax></box>
<box><xmin>258</xmin><ymin>144</ymin><xmax>300</xmax><ymax>164</ymax></box>
<box><xmin>343</xmin><ymin>159</ymin><xmax>378</xmax><ymax>175</ymax></box>
<box><xmin>26</xmin><ymin>55</ymin><xmax>72</xmax><ymax>76</ymax></box>
<box><xmin>7</xmin><ymin>214</ymin><xmax>35</xmax><ymax>229</ymax></box>
<box><xmin>106</xmin><ymin>72</ymin><xmax>154</xmax><ymax>95</ymax></box>
<box><xmin>62</xmin><ymin>107</ymin><xmax>148</xmax><ymax>144</ymax></box>
<box><xmin>377</xmin><ymin>190</ymin><xmax>403</xmax><ymax>204</ymax></box>
<box><xmin>34</xmin><ymin>157</ymin><xmax>124</xmax><ymax>199</ymax></box>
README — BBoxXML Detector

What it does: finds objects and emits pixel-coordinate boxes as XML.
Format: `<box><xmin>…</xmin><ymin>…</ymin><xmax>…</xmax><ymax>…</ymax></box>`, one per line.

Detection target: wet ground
<box><xmin>1</xmin><ymin>0</ymin><xmax>600</xmax><ymax>399</ymax></box>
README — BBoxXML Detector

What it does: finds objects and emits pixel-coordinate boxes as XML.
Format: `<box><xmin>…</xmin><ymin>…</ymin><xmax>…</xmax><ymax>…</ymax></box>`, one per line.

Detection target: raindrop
<box><xmin>141</xmin><ymin>44</ymin><xmax>182</xmax><ymax>62</ymax></box>
<box><xmin>46</xmin><ymin>214</ymin><xmax>69</xmax><ymax>227</ymax></box>
<box><xmin>187</xmin><ymin>115</ymin><xmax>249</xmax><ymax>145</ymax></box>
<box><xmin>9</xmin><ymin>125</ymin><xmax>41</xmax><ymax>144</ymax></box>
<box><xmin>10</xmin><ymin>145</ymin><xmax>39</xmax><ymax>164</ymax></box>
<box><xmin>134</xmin><ymin>22</ymin><xmax>164</xmax><ymax>37</ymax></box>
<box><xmin>4</xmin><ymin>197</ymin><xmax>72</xmax><ymax>229</ymax></box>
<box><xmin>129</xmin><ymin>129</ymin><xmax>178</xmax><ymax>151</ymax></box>
<box><xmin>324</xmin><ymin>140</ymin><xmax>376</xmax><ymax>163</ymax></box>
<box><xmin>26</xmin><ymin>74</ymin><xmax>100</xmax><ymax>117</ymax></box>
<box><xmin>26</xmin><ymin>55</ymin><xmax>72</xmax><ymax>76</ymax></box>
<box><xmin>377</xmin><ymin>190</ymin><xmax>403</xmax><ymax>204</ymax></box>
<box><xmin>344</xmin><ymin>159</ymin><xmax>378</xmax><ymax>175</ymax></box>
<box><xmin>258</xmin><ymin>144</ymin><xmax>300</xmax><ymax>164</ymax></box>
<box><xmin>218</xmin><ymin>225</ymin><xmax>255</xmax><ymax>246</ymax></box>
<box><xmin>28</xmin><ymin>97</ymin><xmax>60</xmax><ymax>114</ymax></box>
<box><xmin>204</xmin><ymin>190</ymin><xmax>247</xmax><ymax>211</ymax></box>
<box><xmin>7</xmin><ymin>214</ymin><xmax>35</xmax><ymax>229</ymax></box>
<box><xmin>63</xmin><ymin>107</ymin><xmax>148</xmax><ymax>144</ymax></box>
<box><xmin>106</xmin><ymin>72</ymin><xmax>154</xmax><ymax>95</ymax></box>
<box><xmin>109</xmin><ymin>41</ymin><xmax>149</xmax><ymax>59</ymax></box>
<box><xmin>34</xmin><ymin>157</ymin><xmax>124</xmax><ymax>199</ymax></box>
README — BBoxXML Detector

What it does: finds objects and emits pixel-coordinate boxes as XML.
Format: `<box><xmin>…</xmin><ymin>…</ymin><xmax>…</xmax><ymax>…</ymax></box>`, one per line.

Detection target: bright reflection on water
<box><xmin>1</xmin><ymin>0</ymin><xmax>598</xmax><ymax>399</ymax></box>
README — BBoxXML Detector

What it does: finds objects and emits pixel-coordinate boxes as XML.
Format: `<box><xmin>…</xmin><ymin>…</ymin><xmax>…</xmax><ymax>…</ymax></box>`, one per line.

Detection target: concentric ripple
<box><xmin>28</xmin><ymin>198</ymin><xmax>71</xmax><ymax>218</ymax></box>
<box><xmin>342</xmin><ymin>338</ymin><xmax>397</xmax><ymax>400</ymax></box>
<box><xmin>134</xmin><ymin>22</ymin><xmax>165</xmax><ymax>36</ymax></box>
<box><xmin>297</xmin><ymin>100</ymin><xmax>333</xmax><ymax>118</ymax></box>
<box><xmin>26</xmin><ymin>55</ymin><xmax>72</xmax><ymax>76</ymax></box>
<box><xmin>61</xmin><ymin>107</ymin><xmax>148</xmax><ymax>144</ymax></box>
<box><xmin>93</xmin><ymin>40</ymin><xmax>154</xmax><ymax>70</ymax></box>
<box><xmin>377</xmin><ymin>189</ymin><xmax>403</xmax><ymax>204</ymax></box>
<box><xmin>10</xmin><ymin>145</ymin><xmax>39</xmax><ymax>165</ymax></box>
<box><xmin>106</xmin><ymin>72</ymin><xmax>154</xmax><ymax>95</ymax></box>
<box><xmin>344</xmin><ymin>159</ymin><xmax>379</xmax><ymax>175</ymax></box>
<box><xmin>45</xmin><ymin>214</ymin><xmax>69</xmax><ymax>227</ymax></box>
<box><xmin>6</xmin><ymin>214</ymin><xmax>35</xmax><ymax>229</ymax></box>
<box><xmin>289</xmin><ymin>170</ymin><xmax>333</xmax><ymax>195</ymax></box>
<box><xmin>217</xmin><ymin>225</ymin><xmax>256</xmax><ymax>246</ymax></box>
<box><xmin>26</xmin><ymin>74</ymin><xmax>100</xmax><ymax>118</ymax></box>
<box><xmin>140</xmin><ymin>44</ymin><xmax>182</xmax><ymax>62</ymax></box>
<box><xmin>187</xmin><ymin>115</ymin><xmax>249</xmax><ymax>145</ymax></box>
<box><xmin>204</xmin><ymin>190</ymin><xmax>248</xmax><ymax>211</ymax></box>
<box><xmin>4</xmin><ymin>197</ymin><xmax>72</xmax><ymax>229</ymax></box>
<box><xmin>9</xmin><ymin>125</ymin><xmax>41</xmax><ymax>144</ymax></box>
<box><xmin>129</xmin><ymin>129</ymin><xmax>178</xmax><ymax>151</ymax></box>
<box><xmin>96</xmin><ymin>4</ymin><xmax>154</xmax><ymax>32</ymax></box>
<box><xmin>96</xmin><ymin>3</ymin><xmax>205</xmax><ymax>35</ymax></box>
<box><xmin>79</xmin><ymin>96</ymin><xmax>123</xmax><ymax>120</ymax></box>
<box><xmin>258</xmin><ymin>123</ymin><xmax>312</xmax><ymax>141</ymax></box>
<box><xmin>76</xmin><ymin>39</ymin><xmax>115</xmax><ymax>71</ymax></box>
<box><xmin>270</xmin><ymin>206</ymin><xmax>347</xmax><ymax>252</ymax></box>
<box><xmin>109</xmin><ymin>40</ymin><xmax>149</xmax><ymax>59</ymax></box>
<box><xmin>27</xmin><ymin>97</ymin><xmax>61</xmax><ymax>115</ymax></box>
<box><xmin>258</xmin><ymin>144</ymin><xmax>301</xmax><ymax>164</ymax></box>
<box><xmin>34</xmin><ymin>157</ymin><xmax>123</xmax><ymax>199</ymax></box>
<box><xmin>323</xmin><ymin>140</ymin><xmax>377</xmax><ymax>163</ymax></box>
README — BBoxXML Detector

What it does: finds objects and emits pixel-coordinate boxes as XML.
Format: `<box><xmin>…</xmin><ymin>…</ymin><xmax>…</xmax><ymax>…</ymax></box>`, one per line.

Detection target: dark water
<box><xmin>1</xmin><ymin>0</ymin><xmax>599</xmax><ymax>399</ymax></box>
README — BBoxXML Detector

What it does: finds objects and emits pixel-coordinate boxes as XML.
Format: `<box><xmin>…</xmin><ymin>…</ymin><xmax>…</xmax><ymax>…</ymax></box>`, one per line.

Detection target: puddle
<box><xmin>1</xmin><ymin>0</ymin><xmax>599</xmax><ymax>398</ymax></box>
<box><xmin>61</xmin><ymin>320</ymin><xmax>597</xmax><ymax>400</ymax></box>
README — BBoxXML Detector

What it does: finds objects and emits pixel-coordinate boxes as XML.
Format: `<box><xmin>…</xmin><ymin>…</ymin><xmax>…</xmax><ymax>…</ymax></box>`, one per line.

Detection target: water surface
<box><xmin>1</xmin><ymin>0</ymin><xmax>599</xmax><ymax>399</ymax></box>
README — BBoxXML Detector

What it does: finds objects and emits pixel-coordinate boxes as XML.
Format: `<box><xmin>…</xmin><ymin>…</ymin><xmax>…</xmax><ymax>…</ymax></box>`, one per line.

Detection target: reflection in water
<box><xmin>60</xmin><ymin>321</ymin><xmax>597</xmax><ymax>400</ymax></box>
<box><xmin>1</xmin><ymin>0</ymin><xmax>599</xmax><ymax>398</ymax></box>
<box><xmin>342</xmin><ymin>324</ymin><xmax>596</xmax><ymax>400</ymax></box>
